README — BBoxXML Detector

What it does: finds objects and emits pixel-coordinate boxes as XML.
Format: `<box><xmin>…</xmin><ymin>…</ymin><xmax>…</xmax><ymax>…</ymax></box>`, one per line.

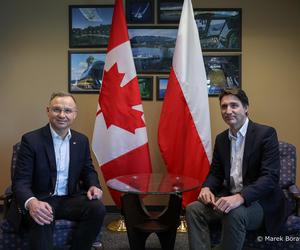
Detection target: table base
<box><xmin>121</xmin><ymin>193</ymin><xmax>182</xmax><ymax>250</ymax></box>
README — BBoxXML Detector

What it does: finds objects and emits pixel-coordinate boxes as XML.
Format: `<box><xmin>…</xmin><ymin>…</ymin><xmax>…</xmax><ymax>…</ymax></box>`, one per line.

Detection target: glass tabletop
<box><xmin>106</xmin><ymin>173</ymin><xmax>201</xmax><ymax>195</ymax></box>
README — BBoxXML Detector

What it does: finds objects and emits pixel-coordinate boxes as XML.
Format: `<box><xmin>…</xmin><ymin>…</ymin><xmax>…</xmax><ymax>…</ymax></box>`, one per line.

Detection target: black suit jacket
<box><xmin>12</xmin><ymin>124</ymin><xmax>101</xmax><ymax>209</ymax></box>
<box><xmin>204</xmin><ymin>120</ymin><xmax>290</xmax><ymax>234</ymax></box>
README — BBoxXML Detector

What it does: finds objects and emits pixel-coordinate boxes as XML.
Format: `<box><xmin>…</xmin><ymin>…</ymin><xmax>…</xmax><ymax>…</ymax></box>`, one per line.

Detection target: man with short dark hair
<box><xmin>186</xmin><ymin>88</ymin><xmax>290</xmax><ymax>250</ymax></box>
<box><xmin>12</xmin><ymin>92</ymin><xmax>105</xmax><ymax>250</ymax></box>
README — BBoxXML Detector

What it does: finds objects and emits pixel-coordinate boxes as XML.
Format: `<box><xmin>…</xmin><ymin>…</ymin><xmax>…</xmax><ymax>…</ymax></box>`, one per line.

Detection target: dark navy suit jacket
<box><xmin>204</xmin><ymin>120</ymin><xmax>290</xmax><ymax>234</ymax></box>
<box><xmin>12</xmin><ymin>124</ymin><xmax>101</xmax><ymax>209</ymax></box>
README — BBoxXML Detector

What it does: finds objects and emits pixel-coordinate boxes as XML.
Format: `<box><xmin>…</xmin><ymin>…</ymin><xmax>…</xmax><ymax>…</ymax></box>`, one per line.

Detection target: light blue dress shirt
<box><xmin>50</xmin><ymin>126</ymin><xmax>71</xmax><ymax>196</ymax></box>
<box><xmin>228</xmin><ymin>118</ymin><xmax>249</xmax><ymax>194</ymax></box>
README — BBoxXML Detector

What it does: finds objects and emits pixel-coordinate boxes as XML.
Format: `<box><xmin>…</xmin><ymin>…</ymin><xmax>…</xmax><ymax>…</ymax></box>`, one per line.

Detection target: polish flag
<box><xmin>92</xmin><ymin>0</ymin><xmax>152</xmax><ymax>206</ymax></box>
<box><xmin>158</xmin><ymin>0</ymin><xmax>212</xmax><ymax>207</ymax></box>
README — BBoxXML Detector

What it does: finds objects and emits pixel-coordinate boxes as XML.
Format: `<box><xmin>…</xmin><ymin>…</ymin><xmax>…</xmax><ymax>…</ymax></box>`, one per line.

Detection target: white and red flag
<box><xmin>92</xmin><ymin>0</ymin><xmax>152</xmax><ymax>206</ymax></box>
<box><xmin>158</xmin><ymin>0</ymin><xmax>212</xmax><ymax>207</ymax></box>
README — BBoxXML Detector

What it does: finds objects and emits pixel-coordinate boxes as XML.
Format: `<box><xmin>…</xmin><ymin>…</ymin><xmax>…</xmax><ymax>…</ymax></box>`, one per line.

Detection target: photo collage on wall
<box><xmin>68</xmin><ymin>0</ymin><xmax>242</xmax><ymax>100</ymax></box>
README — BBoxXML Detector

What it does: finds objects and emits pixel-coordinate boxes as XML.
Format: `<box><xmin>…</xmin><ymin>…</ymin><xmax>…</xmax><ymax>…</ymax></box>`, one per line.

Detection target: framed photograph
<box><xmin>69</xmin><ymin>5</ymin><xmax>113</xmax><ymax>48</ymax></box>
<box><xmin>138</xmin><ymin>76</ymin><xmax>153</xmax><ymax>100</ymax></box>
<box><xmin>157</xmin><ymin>0</ymin><xmax>183</xmax><ymax>24</ymax></box>
<box><xmin>155</xmin><ymin>55</ymin><xmax>241</xmax><ymax>98</ymax></box>
<box><xmin>194</xmin><ymin>9</ymin><xmax>242</xmax><ymax>51</ymax></box>
<box><xmin>156</xmin><ymin>76</ymin><xmax>169</xmax><ymax>100</ymax></box>
<box><xmin>68</xmin><ymin>51</ymin><xmax>106</xmax><ymax>93</ymax></box>
<box><xmin>128</xmin><ymin>27</ymin><xmax>178</xmax><ymax>74</ymax></box>
<box><xmin>126</xmin><ymin>0</ymin><xmax>154</xmax><ymax>24</ymax></box>
<box><xmin>204</xmin><ymin>55</ymin><xmax>241</xmax><ymax>96</ymax></box>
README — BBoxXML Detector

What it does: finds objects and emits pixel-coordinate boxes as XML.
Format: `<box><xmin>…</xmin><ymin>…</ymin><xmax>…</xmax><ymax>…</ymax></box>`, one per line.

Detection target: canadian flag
<box><xmin>92</xmin><ymin>0</ymin><xmax>152</xmax><ymax>206</ymax></box>
<box><xmin>158</xmin><ymin>0</ymin><xmax>212</xmax><ymax>207</ymax></box>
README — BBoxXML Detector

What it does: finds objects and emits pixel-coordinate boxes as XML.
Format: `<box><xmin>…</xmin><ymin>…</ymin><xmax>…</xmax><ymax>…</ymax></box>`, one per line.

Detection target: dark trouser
<box><xmin>29</xmin><ymin>195</ymin><xmax>106</xmax><ymax>250</ymax></box>
<box><xmin>186</xmin><ymin>200</ymin><xmax>264</xmax><ymax>250</ymax></box>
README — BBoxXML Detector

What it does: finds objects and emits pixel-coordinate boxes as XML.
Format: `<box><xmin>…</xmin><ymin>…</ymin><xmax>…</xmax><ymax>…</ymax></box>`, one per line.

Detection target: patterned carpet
<box><xmin>101</xmin><ymin>213</ymin><xmax>189</xmax><ymax>250</ymax></box>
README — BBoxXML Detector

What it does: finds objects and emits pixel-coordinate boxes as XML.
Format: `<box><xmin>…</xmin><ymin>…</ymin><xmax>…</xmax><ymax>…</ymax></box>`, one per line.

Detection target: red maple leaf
<box><xmin>98</xmin><ymin>63</ymin><xmax>145</xmax><ymax>133</ymax></box>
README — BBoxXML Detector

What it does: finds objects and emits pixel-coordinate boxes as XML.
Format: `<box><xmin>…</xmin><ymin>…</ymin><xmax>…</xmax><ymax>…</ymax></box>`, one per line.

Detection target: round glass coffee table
<box><xmin>107</xmin><ymin>173</ymin><xmax>201</xmax><ymax>250</ymax></box>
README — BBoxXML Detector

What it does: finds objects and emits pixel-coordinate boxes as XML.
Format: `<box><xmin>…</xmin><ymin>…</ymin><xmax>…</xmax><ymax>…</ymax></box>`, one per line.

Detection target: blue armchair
<box><xmin>0</xmin><ymin>143</ymin><xmax>103</xmax><ymax>250</ymax></box>
<box><xmin>210</xmin><ymin>141</ymin><xmax>300</xmax><ymax>249</ymax></box>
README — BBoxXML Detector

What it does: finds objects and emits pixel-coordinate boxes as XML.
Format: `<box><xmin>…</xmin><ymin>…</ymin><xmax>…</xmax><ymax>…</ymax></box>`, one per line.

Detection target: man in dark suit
<box><xmin>12</xmin><ymin>92</ymin><xmax>106</xmax><ymax>250</ymax></box>
<box><xmin>186</xmin><ymin>88</ymin><xmax>290</xmax><ymax>250</ymax></box>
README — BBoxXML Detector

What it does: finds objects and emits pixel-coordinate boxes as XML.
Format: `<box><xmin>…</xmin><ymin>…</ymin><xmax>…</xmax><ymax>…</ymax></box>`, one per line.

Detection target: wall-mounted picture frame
<box><xmin>156</xmin><ymin>76</ymin><xmax>169</xmax><ymax>100</ymax></box>
<box><xmin>126</xmin><ymin>0</ymin><xmax>154</xmax><ymax>24</ymax></box>
<box><xmin>195</xmin><ymin>9</ymin><xmax>242</xmax><ymax>51</ymax></box>
<box><xmin>69</xmin><ymin>5</ymin><xmax>113</xmax><ymax>48</ymax></box>
<box><xmin>155</xmin><ymin>55</ymin><xmax>241</xmax><ymax>98</ymax></box>
<box><xmin>157</xmin><ymin>6</ymin><xmax>241</xmax><ymax>51</ymax></box>
<box><xmin>204</xmin><ymin>55</ymin><xmax>241</xmax><ymax>96</ymax></box>
<box><xmin>128</xmin><ymin>27</ymin><xmax>178</xmax><ymax>74</ymax></box>
<box><xmin>157</xmin><ymin>0</ymin><xmax>183</xmax><ymax>24</ymax></box>
<box><xmin>138</xmin><ymin>76</ymin><xmax>153</xmax><ymax>100</ymax></box>
<box><xmin>68</xmin><ymin>51</ymin><xmax>106</xmax><ymax>93</ymax></box>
